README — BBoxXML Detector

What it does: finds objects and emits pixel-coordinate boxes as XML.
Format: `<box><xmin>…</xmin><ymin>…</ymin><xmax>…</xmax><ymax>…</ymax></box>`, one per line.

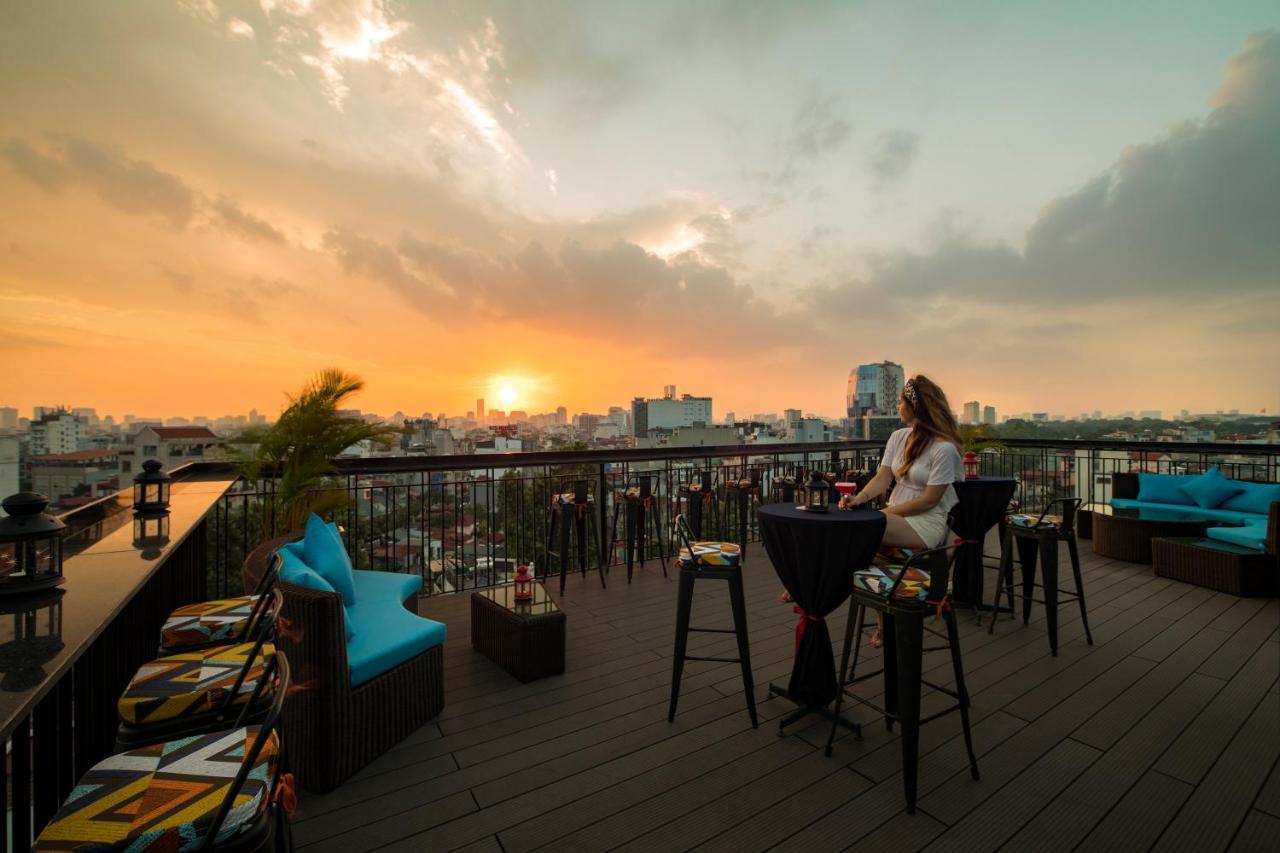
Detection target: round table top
<box><xmin>757</xmin><ymin>504</ymin><xmax>883</xmax><ymax>525</ymax></box>
<box><xmin>953</xmin><ymin>476</ymin><xmax>1017</xmax><ymax>485</ymax></box>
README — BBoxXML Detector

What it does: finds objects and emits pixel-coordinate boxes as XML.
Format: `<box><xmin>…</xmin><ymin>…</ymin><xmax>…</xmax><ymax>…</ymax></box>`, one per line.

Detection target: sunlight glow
<box><xmin>497</xmin><ymin>383</ymin><xmax>518</xmax><ymax>407</ymax></box>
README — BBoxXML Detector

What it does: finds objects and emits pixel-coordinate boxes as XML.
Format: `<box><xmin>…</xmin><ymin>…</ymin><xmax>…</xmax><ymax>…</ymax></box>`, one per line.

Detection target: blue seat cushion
<box><xmin>303</xmin><ymin>514</ymin><xmax>358</xmax><ymax>605</ymax></box>
<box><xmin>1136</xmin><ymin>474</ymin><xmax>1196</xmax><ymax>506</ymax></box>
<box><xmin>1108</xmin><ymin>499</ymin><xmax>1262</xmax><ymax>525</ymax></box>
<box><xmin>1178</xmin><ymin>467</ymin><xmax>1243</xmax><ymax>509</ymax></box>
<box><xmin>352</xmin><ymin>569</ymin><xmax>423</xmax><ymax>603</ymax></box>
<box><xmin>1219</xmin><ymin>480</ymin><xmax>1280</xmax><ymax>516</ymax></box>
<box><xmin>278</xmin><ymin>548</ymin><xmax>356</xmax><ymax>641</ymax></box>
<box><xmin>345</xmin><ymin>600</ymin><xmax>446</xmax><ymax>687</ymax></box>
<box><xmin>1205</xmin><ymin>524</ymin><xmax>1268</xmax><ymax>552</ymax></box>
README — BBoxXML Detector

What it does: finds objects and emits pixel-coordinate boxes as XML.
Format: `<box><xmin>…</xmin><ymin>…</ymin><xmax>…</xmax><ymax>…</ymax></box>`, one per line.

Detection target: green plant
<box><xmin>236</xmin><ymin>368</ymin><xmax>397</xmax><ymax>536</ymax></box>
<box><xmin>960</xmin><ymin>423</ymin><xmax>1005</xmax><ymax>453</ymax></box>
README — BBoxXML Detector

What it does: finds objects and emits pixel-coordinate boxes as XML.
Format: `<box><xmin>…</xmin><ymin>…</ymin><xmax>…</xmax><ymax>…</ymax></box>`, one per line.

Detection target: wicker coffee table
<box><xmin>1088</xmin><ymin>504</ymin><xmax>1231</xmax><ymax>564</ymax></box>
<box><xmin>1151</xmin><ymin>537</ymin><xmax>1276</xmax><ymax>596</ymax></box>
<box><xmin>471</xmin><ymin>583</ymin><xmax>565</xmax><ymax>682</ymax></box>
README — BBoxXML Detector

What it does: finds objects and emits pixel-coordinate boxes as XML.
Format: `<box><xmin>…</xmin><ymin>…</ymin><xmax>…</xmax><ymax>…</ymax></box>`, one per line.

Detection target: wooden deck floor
<box><xmin>292</xmin><ymin>535</ymin><xmax>1280</xmax><ymax>853</ymax></box>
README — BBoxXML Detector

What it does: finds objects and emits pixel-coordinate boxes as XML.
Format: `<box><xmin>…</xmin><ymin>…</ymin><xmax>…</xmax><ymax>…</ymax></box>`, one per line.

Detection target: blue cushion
<box><xmin>278</xmin><ymin>549</ymin><xmax>357</xmax><ymax>641</ymax></box>
<box><xmin>345</xmin><ymin>600</ymin><xmax>445</xmax><ymax>687</ymax></box>
<box><xmin>1178</xmin><ymin>467</ymin><xmax>1243</xmax><ymax>509</ymax></box>
<box><xmin>302</xmin><ymin>514</ymin><xmax>357</xmax><ymax>605</ymax></box>
<box><xmin>1205</xmin><ymin>524</ymin><xmax>1267</xmax><ymax>552</ymax></box>
<box><xmin>351</xmin><ymin>569</ymin><xmax>423</xmax><ymax>603</ymax></box>
<box><xmin>1136</xmin><ymin>474</ymin><xmax>1196</xmax><ymax>506</ymax></box>
<box><xmin>1219</xmin><ymin>480</ymin><xmax>1280</xmax><ymax>516</ymax></box>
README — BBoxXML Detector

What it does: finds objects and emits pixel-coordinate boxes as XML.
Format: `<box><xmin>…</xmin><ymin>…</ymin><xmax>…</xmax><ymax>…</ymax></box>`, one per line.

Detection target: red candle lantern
<box><xmin>963</xmin><ymin>451</ymin><xmax>980</xmax><ymax>480</ymax></box>
<box><xmin>513</xmin><ymin>564</ymin><xmax>533</xmax><ymax>601</ymax></box>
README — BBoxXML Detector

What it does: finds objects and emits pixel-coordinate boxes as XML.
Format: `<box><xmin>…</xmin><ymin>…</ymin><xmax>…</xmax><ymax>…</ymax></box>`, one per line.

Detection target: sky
<box><xmin>1</xmin><ymin>0</ymin><xmax>1278</xmax><ymax>421</ymax></box>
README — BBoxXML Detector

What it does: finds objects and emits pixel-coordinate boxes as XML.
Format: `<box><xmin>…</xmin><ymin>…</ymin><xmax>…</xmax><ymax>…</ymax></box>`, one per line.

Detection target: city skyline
<box><xmin>2</xmin><ymin>3</ymin><xmax>1279</xmax><ymax>418</ymax></box>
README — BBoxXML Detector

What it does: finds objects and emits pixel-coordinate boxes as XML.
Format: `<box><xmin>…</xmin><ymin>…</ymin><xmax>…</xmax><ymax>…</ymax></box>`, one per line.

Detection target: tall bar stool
<box><xmin>827</xmin><ymin>544</ymin><xmax>979</xmax><ymax>813</ymax></box>
<box><xmin>988</xmin><ymin>497</ymin><xmax>1093</xmax><ymax>656</ymax></box>
<box><xmin>674</xmin><ymin>470</ymin><xmax>720</xmax><ymax>540</ymax></box>
<box><xmin>545</xmin><ymin>479</ymin><xmax>607</xmax><ymax>595</ymax></box>
<box><xmin>608</xmin><ymin>474</ymin><xmax>668</xmax><ymax>583</ymax></box>
<box><xmin>668</xmin><ymin>514</ymin><xmax>757</xmax><ymax>728</ymax></box>
<box><xmin>723</xmin><ymin>466</ymin><xmax>765</xmax><ymax>560</ymax></box>
<box><xmin>769</xmin><ymin>471</ymin><xmax>799</xmax><ymax>504</ymax></box>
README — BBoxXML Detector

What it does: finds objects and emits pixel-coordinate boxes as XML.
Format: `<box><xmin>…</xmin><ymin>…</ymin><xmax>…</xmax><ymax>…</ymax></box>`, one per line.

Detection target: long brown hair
<box><xmin>897</xmin><ymin>374</ymin><xmax>963</xmax><ymax>479</ymax></box>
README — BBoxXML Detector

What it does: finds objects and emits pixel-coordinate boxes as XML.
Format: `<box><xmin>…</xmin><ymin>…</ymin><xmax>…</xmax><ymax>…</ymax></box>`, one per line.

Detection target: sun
<box><xmin>497</xmin><ymin>383</ymin><xmax>518</xmax><ymax>407</ymax></box>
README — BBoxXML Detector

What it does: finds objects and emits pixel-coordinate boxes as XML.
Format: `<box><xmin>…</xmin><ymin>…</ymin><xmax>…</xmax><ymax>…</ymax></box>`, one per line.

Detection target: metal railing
<box><xmin>206</xmin><ymin>438</ymin><xmax>1280</xmax><ymax>598</ymax></box>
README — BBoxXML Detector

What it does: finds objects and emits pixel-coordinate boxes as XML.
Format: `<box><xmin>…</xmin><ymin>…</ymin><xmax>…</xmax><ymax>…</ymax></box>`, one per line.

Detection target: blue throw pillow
<box><xmin>1178</xmin><ymin>467</ymin><xmax>1244</xmax><ymax>509</ymax></box>
<box><xmin>1136</xmin><ymin>473</ymin><xmax>1196</xmax><ymax>506</ymax></box>
<box><xmin>1219</xmin><ymin>480</ymin><xmax>1280</xmax><ymax>516</ymax></box>
<box><xmin>303</xmin><ymin>513</ymin><xmax>358</xmax><ymax>605</ymax></box>
<box><xmin>276</xmin><ymin>548</ymin><xmax>357</xmax><ymax>641</ymax></box>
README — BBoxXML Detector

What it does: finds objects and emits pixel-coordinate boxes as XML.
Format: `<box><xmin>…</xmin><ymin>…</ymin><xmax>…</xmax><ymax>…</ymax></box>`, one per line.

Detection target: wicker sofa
<box><xmin>244</xmin><ymin>532</ymin><xmax>445</xmax><ymax>792</ymax></box>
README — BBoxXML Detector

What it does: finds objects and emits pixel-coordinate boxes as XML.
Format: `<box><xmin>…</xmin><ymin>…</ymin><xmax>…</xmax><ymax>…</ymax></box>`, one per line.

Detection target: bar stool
<box><xmin>723</xmin><ymin>466</ymin><xmax>765</xmax><ymax>560</ymax></box>
<box><xmin>769</xmin><ymin>472</ymin><xmax>799</xmax><ymax>504</ymax></box>
<box><xmin>608</xmin><ymin>474</ymin><xmax>668</xmax><ymax>583</ymax></box>
<box><xmin>668</xmin><ymin>514</ymin><xmax>757</xmax><ymax>728</ymax></box>
<box><xmin>157</xmin><ymin>554</ymin><xmax>281</xmax><ymax>654</ymax></box>
<box><xmin>988</xmin><ymin>497</ymin><xmax>1093</xmax><ymax>656</ymax></box>
<box><xmin>673</xmin><ymin>470</ymin><xmax>720</xmax><ymax>540</ymax></box>
<box><xmin>35</xmin><ymin>652</ymin><xmax>293</xmax><ymax>852</ymax></box>
<box><xmin>115</xmin><ymin>589</ymin><xmax>284</xmax><ymax>750</ymax></box>
<box><xmin>827</xmin><ymin>544</ymin><xmax>979</xmax><ymax>813</ymax></box>
<box><xmin>545</xmin><ymin>479</ymin><xmax>606</xmax><ymax>595</ymax></box>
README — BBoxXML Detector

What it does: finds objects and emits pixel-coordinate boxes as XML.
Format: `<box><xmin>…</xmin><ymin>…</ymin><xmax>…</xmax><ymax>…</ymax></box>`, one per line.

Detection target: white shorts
<box><xmin>902</xmin><ymin>505</ymin><xmax>951</xmax><ymax>548</ymax></box>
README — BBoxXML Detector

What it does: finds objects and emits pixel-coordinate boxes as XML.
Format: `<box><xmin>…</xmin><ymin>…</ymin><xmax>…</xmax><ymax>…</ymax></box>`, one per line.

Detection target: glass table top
<box><xmin>1082</xmin><ymin>503</ymin><xmax>1237</xmax><ymax>525</ymax></box>
<box><xmin>476</xmin><ymin>582</ymin><xmax>561</xmax><ymax>616</ymax></box>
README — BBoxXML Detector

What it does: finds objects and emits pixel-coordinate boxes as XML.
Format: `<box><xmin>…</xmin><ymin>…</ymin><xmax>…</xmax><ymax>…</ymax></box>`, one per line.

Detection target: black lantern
<box><xmin>132</xmin><ymin>511</ymin><xmax>171</xmax><ymax>560</ymax></box>
<box><xmin>0</xmin><ymin>493</ymin><xmax>66</xmax><ymax>596</ymax></box>
<box><xmin>804</xmin><ymin>471</ymin><xmax>831</xmax><ymax>512</ymax></box>
<box><xmin>133</xmin><ymin>459</ymin><xmax>171</xmax><ymax>513</ymax></box>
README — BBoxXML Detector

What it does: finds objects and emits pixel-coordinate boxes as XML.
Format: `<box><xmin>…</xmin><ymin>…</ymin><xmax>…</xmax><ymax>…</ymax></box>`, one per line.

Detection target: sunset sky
<box><xmin>2</xmin><ymin>1</ymin><xmax>1278</xmax><ymax>421</ymax></box>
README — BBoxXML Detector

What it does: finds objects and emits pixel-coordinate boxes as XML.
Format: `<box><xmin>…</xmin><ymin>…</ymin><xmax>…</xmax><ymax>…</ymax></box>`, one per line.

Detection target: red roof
<box><xmin>152</xmin><ymin>427</ymin><xmax>218</xmax><ymax>439</ymax></box>
<box><xmin>32</xmin><ymin>449</ymin><xmax>121</xmax><ymax>463</ymax></box>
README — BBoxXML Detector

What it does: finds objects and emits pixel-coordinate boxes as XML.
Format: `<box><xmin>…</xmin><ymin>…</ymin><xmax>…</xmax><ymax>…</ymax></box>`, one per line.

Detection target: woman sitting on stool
<box><xmin>844</xmin><ymin>374</ymin><xmax>963</xmax><ymax>646</ymax></box>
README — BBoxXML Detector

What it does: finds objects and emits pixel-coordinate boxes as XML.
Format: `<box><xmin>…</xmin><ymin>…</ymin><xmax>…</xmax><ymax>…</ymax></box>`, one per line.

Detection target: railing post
<box><xmin>598</xmin><ymin>462</ymin><xmax>609</xmax><ymax>569</ymax></box>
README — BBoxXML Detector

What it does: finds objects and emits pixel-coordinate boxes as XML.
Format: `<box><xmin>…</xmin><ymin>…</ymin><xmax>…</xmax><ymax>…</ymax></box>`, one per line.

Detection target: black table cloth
<box><xmin>949</xmin><ymin>477</ymin><xmax>1017</xmax><ymax>607</ymax></box>
<box><xmin>757</xmin><ymin>504</ymin><xmax>886</xmax><ymax>709</ymax></box>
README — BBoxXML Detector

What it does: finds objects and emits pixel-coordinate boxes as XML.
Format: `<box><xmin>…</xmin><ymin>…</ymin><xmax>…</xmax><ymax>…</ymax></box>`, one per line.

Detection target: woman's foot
<box><xmin>777</xmin><ymin>589</ymin><xmax>792</xmax><ymax>603</ymax></box>
<box><xmin>869</xmin><ymin>627</ymin><xmax>884</xmax><ymax>648</ymax></box>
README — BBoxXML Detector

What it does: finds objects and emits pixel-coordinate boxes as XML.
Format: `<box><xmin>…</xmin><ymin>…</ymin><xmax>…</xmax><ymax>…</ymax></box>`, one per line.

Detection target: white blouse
<box><xmin>880</xmin><ymin>427</ymin><xmax>962</xmax><ymax>515</ymax></box>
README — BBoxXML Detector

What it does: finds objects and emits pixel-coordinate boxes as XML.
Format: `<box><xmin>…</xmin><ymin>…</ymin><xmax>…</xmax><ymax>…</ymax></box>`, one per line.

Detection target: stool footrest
<box><xmin>688</xmin><ymin>627</ymin><xmax>737</xmax><ymax>634</ymax></box>
<box><xmin>682</xmin><ymin>655</ymin><xmax>743</xmax><ymax>664</ymax></box>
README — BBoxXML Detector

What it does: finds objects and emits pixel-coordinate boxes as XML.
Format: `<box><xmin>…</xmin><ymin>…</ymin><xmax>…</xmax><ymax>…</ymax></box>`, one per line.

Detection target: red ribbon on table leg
<box><xmin>274</xmin><ymin>772</ymin><xmax>297</xmax><ymax>818</ymax></box>
<box><xmin>930</xmin><ymin>594</ymin><xmax>953</xmax><ymax>623</ymax></box>
<box><xmin>954</xmin><ymin>537</ymin><xmax>980</xmax><ymax>546</ymax></box>
<box><xmin>793</xmin><ymin>605</ymin><xmax>823</xmax><ymax>651</ymax></box>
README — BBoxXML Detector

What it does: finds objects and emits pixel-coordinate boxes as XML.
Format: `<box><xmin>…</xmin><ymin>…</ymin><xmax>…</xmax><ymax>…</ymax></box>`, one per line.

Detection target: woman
<box><xmin>845</xmin><ymin>374</ymin><xmax>963</xmax><ymax>644</ymax></box>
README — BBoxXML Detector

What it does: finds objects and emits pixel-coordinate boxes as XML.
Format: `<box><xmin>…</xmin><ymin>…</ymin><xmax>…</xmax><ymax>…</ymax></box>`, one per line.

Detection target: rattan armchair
<box><xmin>244</xmin><ymin>533</ymin><xmax>444</xmax><ymax>793</ymax></box>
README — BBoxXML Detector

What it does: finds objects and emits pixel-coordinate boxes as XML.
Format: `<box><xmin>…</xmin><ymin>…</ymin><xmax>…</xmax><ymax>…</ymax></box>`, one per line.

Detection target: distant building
<box><xmin>0</xmin><ymin>435</ymin><xmax>18</xmax><ymax>509</ymax></box>
<box><xmin>30</xmin><ymin>410</ymin><xmax>84</xmax><ymax>457</ymax></box>
<box><xmin>1139</xmin><ymin>410</ymin><xmax>1163</xmax><ymax>420</ymax></box>
<box><xmin>983</xmin><ymin>405</ymin><xmax>996</xmax><ymax>425</ymax></box>
<box><xmin>30</xmin><ymin>449</ymin><xmax>121</xmax><ymax>503</ymax></box>
<box><xmin>0</xmin><ymin>406</ymin><xmax>18</xmax><ymax>431</ymax></box>
<box><xmin>636</xmin><ymin>425</ymin><xmax>740</xmax><ymax>449</ymax></box>
<box><xmin>1031</xmin><ymin>413</ymin><xmax>1049</xmax><ymax>422</ymax></box>
<box><xmin>555</xmin><ymin>406</ymin><xmax>568</xmax><ymax>426</ymax></box>
<box><xmin>663</xmin><ymin>385</ymin><xmax>676</xmax><ymax>399</ymax></box>
<box><xmin>847</xmin><ymin>361</ymin><xmax>905</xmax><ymax>420</ymax></box>
<box><xmin>859</xmin><ymin>413</ymin><xmax>902</xmax><ymax>442</ymax></box>
<box><xmin>631</xmin><ymin>394</ymin><xmax>712</xmax><ymax>438</ymax></box>
<box><xmin>128</xmin><ymin>425</ymin><xmax>226</xmax><ymax>475</ymax></box>
<box><xmin>476</xmin><ymin>398</ymin><xmax>486</xmax><ymax>421</ymax></box>
<box><xmin>784</xmin><ymin>408</ymin><xmax>802</xmax><ymax>431</ymax></box>
<box><xmin>962</xmin><ymin>401</ymin><xmax>980</xmax><ymax>425</ymax></box>
<box><xmin>792</xmin><ymin>418</ymin><xmax>831</xmax><ymax>443</ymax></box>
<box><xmin>724</xmin><ymin>411</ymin><xmax>736</xmax><ymax>425</ymax></box>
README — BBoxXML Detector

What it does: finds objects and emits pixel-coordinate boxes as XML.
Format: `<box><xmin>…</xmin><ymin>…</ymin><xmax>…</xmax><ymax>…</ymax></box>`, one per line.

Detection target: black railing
<box><xmin>205</xmin><ymin>438</ymin><xmax>1280</xmax><ymax>599</ymax></box>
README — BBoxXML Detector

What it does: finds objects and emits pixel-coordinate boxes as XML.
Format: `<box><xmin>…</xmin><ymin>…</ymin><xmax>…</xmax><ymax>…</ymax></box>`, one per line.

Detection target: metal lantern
<box><xmin>513</xmin><ymin>564</ymin><xmax>533</xmax><ymax>602</ymax></box>
<box><xmin>132</xmin><ymin>510</ymin><xmax>171</xmax><ymax>560</ymax></box>
<box><xmin>133</xmin><ymin>459</ymin><xmax>171</xmax><ymax>513</ymax></box>
<box><xmin>804</xmin><ymin>471</ymin><xmax>831</xmax><ymax>512</ymax></box>
<box><xmin>963</xmin><ymin>451</ymin><xmax>980</xmax><ymax>480</ymax></box>
<box><xmin>0</xmin><ymin>493</ymin><xmax>66</xmax><ymax>596</ymax></box>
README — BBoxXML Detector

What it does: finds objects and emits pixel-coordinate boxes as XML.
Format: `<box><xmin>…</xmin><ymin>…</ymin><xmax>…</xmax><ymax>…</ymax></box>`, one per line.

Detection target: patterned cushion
<box><xmin>554</xmin><ymin>492</ymin><xmax>593</xmax><ymax>506</ymax></box>
<box><xmin>1008</xmin><ymin>513</ymin><xmax>1062</xmax><ymax>530</ymax></box>
<box><xmin>873</xmin><ymin>546</ymin><xmax>916</xmax><ymax>567</ymax></box>
<box><xmin>161</xmin><ymin>596</ymin><xmax>257</xmax><ymax>649</ymax></box>
<box><xmin>853</xmin><ymin>565</ymin><xmax>934</xmax><ymax>601</ymax></box>
<box><xmin>676</xmin><ymin>541</ymin><xmax>741</xmax><ymax>568</ymax></box>
<box><xmin>35</xmin><ymin>726</ymin><xmax>279</xmax><ymax>852</ymax></box>
<box><xmin>118</xmin><ymin>643</ymin><xmax>276</xmax><ymax>726</ymax></box>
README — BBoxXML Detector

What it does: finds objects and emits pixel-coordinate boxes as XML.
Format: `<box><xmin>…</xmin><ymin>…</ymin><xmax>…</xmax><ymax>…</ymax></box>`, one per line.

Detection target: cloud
<box><xmin>784</xmin><ymin>93</ymin><xmax>852</xmax><ymax>160</ymax></box>
<box><xmin>153</xmin><ymin>262</ymin><xmax>194</xmax><ymax>294</ymax></box>
<box><xmin>805</xmin><ymin>31</ymin><xmax>1280</xmax><ymax>317</ymax></box>
<box><xmin>210</xmin><ymin>195</ymin><xmax>287</xmax><ymax>244</ymax></box>
<box><xmin>868</xmin><ymin>131</ymin><xmax>919</xmax><ymax>188</ymax></box>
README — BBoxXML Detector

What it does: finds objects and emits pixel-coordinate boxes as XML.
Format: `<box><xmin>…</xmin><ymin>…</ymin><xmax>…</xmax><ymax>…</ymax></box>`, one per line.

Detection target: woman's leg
<box><xmin>871</xmin><ymin>513</ymin><xmax>928</xmax><ymax>646</ymax></box>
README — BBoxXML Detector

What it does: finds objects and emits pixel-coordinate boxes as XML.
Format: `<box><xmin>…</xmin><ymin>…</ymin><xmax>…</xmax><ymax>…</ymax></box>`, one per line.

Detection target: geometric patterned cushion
<box><xmin>1007</xmin><ymin>513</ymin><xmax>1062</xmax><ymax>530</ymax></box>
<box><xmin>34</xmin><ymin>725</ymin><xmax>279</xmax><ymax>852</ymax></box>
<box><xmin>118</xmin><ymin>643</ymin><xmax>276</xmax><ymax>726</ymax></box>
<box><xmin>676</xmin><ymin>541</ymin><xmax>741</xmax><ymax>568</ymax></box>
<box><xmin>873</xmin><ymin>546</ymin><xmax>916</xmax><ymax>567</ymax></box>
<box><xmin>853</xmin><ymin>565</ymin><xmax>933</xmax><ymax>601</ymax></box>
<box><xmin>160</xmin><ymin>596</ymin><xmax>258</xmax><ymax>649</ymax></box>
<box><xmin>555</xmin><ymin>493</ymin><xmax>593</xmax><ymax>506</ymax></box>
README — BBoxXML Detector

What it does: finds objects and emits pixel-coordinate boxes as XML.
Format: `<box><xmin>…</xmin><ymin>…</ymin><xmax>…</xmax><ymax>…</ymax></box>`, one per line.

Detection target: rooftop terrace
<box><xmin>291</xmin><ymin>531</ymin><xmax>1279</xmax><ymax>853</ymax></box>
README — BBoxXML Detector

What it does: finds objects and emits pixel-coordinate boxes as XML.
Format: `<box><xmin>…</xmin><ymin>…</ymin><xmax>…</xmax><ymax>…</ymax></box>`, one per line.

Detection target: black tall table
<box><xmin>757</xmin><ymin>504</ymin><xmax>886</xmax><ymax>737</ymax></box>
<box><xmin>949</xmin><ymin>477</ymin><xmax>1017</xmax><ymax>608</ymax></box>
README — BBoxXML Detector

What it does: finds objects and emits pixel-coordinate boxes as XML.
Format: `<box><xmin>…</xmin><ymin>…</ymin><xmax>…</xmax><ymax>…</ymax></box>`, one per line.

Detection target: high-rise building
<box><xmin>962</xmin><ymin>401</ymin><xmax>980</xmax><ymax>425</ymax></box>
<box><xmin>724</xmin><ymin>411</ymin><xmax>736</xmax><ymax>425</ymax></box>
<box><xmin>983</xmin><ymin>405</ymin><xmax>996</xmax><ymax>425</ymax></box>
<box><xmin>846</xmin><ymin>361</ymin><xmax>905</xmax><ymax>420</ymax></box>
<box><xmin>30</xmin><ymin>410</ymin><xmax>85</xmax><ymax>457</ymax></box>
<box><xmin>663</xmin><ymin>385</ymin><xmax>676</xmax><ymax>400</ymax></box>
<box><xmin>631</xmin><ymin>393</ymin><xmax>712</xmax><ymax>437</ymax></box>
<box><xmin>0</xmin><ymin>406</ymin><xmax>17</xmax><ymax>431</ymax></box>
<box><xmin>555</xmin><ymin>406</ymin><xmax>568</xmax><ymax>426</ymax></box>
<box><xmin>476</xmin><ymin>398</ymin><xmax>485</xmax><ymax>420</ymax></box>
<box><xmin>784</xmin><ymin>408</ymin><xmax>802</xmax><ymax>429</ymax></box>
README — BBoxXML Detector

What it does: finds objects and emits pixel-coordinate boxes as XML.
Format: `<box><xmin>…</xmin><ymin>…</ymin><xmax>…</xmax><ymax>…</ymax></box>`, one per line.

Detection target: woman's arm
<box><xmin>881</xmin><ymin>483</ymin><xmax>948</xmax><ymax>516</ymax></box>
<box><xmin>852</xmin><ymin>465</ymin><xmax>894</xmax><ymax>505</ymax></box>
